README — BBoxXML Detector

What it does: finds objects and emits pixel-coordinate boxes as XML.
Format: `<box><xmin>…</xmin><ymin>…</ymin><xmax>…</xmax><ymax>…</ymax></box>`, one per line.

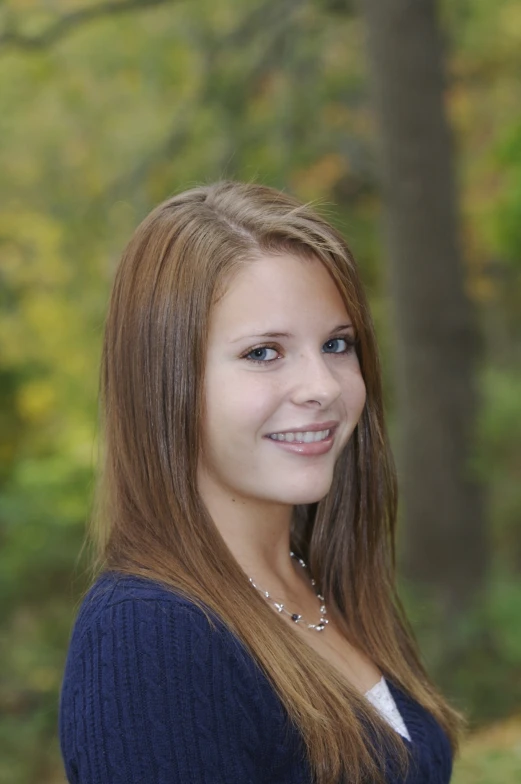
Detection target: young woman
<box><xmin>59</xmin><ymin>181</ymin><xmax>462</xmax><ymax>783</ymax></box>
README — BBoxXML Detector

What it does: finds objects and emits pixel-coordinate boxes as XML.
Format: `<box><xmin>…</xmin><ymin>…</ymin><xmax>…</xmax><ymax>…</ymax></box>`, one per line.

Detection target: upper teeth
<box><xmin>269</xmin><ymin>429</ymin><xmax>331</xmax><ymax>443</ymax></box>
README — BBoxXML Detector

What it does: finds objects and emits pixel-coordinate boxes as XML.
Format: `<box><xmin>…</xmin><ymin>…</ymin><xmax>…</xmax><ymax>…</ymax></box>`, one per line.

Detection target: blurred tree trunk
<box><xmin>358</xmin><ymin>0</ymin><xmax>488</xmax><ymax>618</ymax></box>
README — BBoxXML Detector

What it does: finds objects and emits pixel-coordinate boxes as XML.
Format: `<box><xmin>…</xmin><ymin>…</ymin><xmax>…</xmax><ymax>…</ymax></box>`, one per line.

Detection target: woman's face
<box><xmin>197</xmin><ymin>252</ymin><xmax>367</xmax><ymax>510</ymax></box>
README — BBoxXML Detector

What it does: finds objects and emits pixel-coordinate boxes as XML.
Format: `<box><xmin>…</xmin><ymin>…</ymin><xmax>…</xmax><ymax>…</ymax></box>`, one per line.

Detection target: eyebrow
<box><xmin>229</xmin><ymin>324</ymin><xmax>354</xmax><ymax>343</ymax></box>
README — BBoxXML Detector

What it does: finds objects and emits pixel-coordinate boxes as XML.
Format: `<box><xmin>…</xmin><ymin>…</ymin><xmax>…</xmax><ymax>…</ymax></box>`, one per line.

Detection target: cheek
<box><xmin>342</xmin><ymin>371</ymin><xmax>367</xmax><ymax>416</ymax></box>
<box><xmin>204</xmin><ymin>370</ymin><xmax>279</xmax><ymax>441</ymax></box>
<box><xmin>357</xmin><ymin>376</ymin><xmax>367</xmax><ymax>412</ymax></box>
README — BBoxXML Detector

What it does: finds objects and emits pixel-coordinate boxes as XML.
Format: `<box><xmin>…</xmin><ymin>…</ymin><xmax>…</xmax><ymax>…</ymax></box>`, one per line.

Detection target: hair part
<box><xmin>92</xmin><ymin>181</ymin><xmax>463</xmax><ymax>784</ymax></box>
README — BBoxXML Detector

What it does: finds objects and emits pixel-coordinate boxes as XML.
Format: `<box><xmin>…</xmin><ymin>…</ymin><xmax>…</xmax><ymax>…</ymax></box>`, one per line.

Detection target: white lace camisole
<box><xmin>364</xmin><ymin>677</ymin><xmax>411</xmax><ymax>741</ymax></box>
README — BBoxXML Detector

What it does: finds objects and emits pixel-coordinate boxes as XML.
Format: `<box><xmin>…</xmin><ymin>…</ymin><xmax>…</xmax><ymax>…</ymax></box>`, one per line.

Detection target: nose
<box><xmin>289</xmin><ymin>350</ymin><xmax>342</xmax><ymax>408</ymax></box>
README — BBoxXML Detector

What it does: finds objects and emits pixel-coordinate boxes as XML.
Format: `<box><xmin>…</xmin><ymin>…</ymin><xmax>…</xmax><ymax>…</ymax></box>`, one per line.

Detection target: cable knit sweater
<box><xmin>59</xmin><ymin>572</ymin><xmax>453</xmax><ymax>783</ymax></box>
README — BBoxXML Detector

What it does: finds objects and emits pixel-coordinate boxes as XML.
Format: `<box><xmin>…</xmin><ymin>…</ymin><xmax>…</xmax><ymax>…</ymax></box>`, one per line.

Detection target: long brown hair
<box><xmin>92</xmin><ymin>181</ymin><xmax>462</xmax><ymax>783</ymax></box>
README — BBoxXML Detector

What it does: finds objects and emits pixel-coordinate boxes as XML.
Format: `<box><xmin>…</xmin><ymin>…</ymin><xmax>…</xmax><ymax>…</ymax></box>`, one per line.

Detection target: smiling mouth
<box><xmin>268</xmin><ymin>429</ymin><xmax>331</xmax><ymax>444</ymax></box>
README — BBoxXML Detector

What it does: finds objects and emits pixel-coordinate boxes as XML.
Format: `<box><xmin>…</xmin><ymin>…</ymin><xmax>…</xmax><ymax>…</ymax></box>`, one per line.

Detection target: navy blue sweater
<box><xmin>59</xmin><ymin>572</ymin><xmax>453</xmax><ymax>783</ymax></box>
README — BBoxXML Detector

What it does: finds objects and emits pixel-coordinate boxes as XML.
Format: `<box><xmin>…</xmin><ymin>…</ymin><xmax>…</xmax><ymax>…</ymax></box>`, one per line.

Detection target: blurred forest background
<box><xmin>0</xmin><ymin>0</ymin><xmax>520</xmax><ymax>782</ymax></box>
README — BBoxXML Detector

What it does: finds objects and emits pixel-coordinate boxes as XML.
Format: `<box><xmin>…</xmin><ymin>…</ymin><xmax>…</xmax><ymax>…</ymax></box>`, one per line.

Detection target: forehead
<box><xmin>210</xmin><ymin>253</ymin><xmax>349</xmax><ymax>333</ymax></box>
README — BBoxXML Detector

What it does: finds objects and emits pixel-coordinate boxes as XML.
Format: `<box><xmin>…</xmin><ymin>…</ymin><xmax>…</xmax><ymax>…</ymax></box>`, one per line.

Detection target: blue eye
<box><xmin>323</xmin><ymin>337</ymin><xmax>353</xmax><ymax>354</ymax></box>
<box><xmin>245</xmin><ymin>346</ymin><xmax>279</xmax><ymax>363</ymax></box>
<box><xmin>243</xmin><ymin>336</ymin><xmax>356</xmax><ymax>365</ymax></box>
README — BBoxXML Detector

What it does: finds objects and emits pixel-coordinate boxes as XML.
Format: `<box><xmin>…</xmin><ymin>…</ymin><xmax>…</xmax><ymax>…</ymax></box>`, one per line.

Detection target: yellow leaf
<box><xmin>17</xmin><ymin>380</ymin><xmax>57</xmax><ymax>423</ymax></box>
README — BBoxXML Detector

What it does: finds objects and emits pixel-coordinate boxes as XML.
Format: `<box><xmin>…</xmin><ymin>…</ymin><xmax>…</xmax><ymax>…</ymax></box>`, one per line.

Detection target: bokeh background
<box><xmin>1</xmin><ymin>1</ymin><xmax>520</xmax><ymax>782</ymax></box>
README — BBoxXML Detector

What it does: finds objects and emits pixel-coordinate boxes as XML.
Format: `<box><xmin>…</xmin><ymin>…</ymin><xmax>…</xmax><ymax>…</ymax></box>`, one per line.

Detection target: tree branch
<box><xmin>105</xmin><ymin>0</ymin><xmax>303</xmax><ymax>200</ymax></box>
<box><xmin>0</xmin><ymin>0</ymin><xmax>174</xmax><ymax>51</ymax></box>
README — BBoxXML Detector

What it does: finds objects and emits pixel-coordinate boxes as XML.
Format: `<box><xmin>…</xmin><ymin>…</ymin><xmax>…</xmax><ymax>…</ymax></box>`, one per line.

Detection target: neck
<box><xmin>197</xmin><ymin>475</ymin><xmax>301</xmax><ymax>590</ymax></box>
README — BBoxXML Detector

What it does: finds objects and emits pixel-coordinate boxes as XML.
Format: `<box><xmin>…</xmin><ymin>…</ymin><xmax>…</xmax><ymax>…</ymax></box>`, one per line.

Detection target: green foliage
<box><xmin>402</xmin><ymin>570</ymin><xmax>521</xmax><ymax>724</ymax></box>
<box><xmin>452</xmin><ymin>718</ymin><xmax>521</xmax><ymax>784</ymax></box>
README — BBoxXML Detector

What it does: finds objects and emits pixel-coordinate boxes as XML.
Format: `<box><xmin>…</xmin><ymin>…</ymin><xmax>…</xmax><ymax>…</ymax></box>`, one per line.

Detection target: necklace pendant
<box><xmin>251</xmin><ymin>551</ymin><xmax>328</xmax><ymax>632</ymax></box>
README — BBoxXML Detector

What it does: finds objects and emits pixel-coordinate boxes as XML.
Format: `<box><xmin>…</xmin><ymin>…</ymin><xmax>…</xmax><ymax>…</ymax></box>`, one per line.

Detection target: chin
<box><xmin>295</xmin><ymin>492</ymin><xmax>331</xmax><ymax>506</ymax></box>
<box><xmin>280</xmin><ymin>483</ymin><xmax>333</xmax><ymax>506</ymax></box>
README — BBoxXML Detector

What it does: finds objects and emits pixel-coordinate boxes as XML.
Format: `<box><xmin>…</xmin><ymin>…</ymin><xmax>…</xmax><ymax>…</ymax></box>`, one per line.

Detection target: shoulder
<box><xmin>73</xmin><ymin>570</ymin><xmax>216</xmax><ymax>625</ymax></box>
<box><xmin>59</xmin><ymin>571</ymin><xmax>296</xmax><ymax>784</ymax></box>
<box><xmin>65</xmin><ymin>570</ymin><xmax>263</xmax><ymax>692</ymax></box>
<box><xmin>71</xmin><ymin>570</ymin><xmax>217</xmax><ymax>630</ymax></box>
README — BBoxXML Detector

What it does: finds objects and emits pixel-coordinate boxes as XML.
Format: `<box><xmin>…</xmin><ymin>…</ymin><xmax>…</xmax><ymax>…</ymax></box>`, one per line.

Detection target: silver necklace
<box><xmin>249</xmin><ymin>551</ymin><xmax>328</xmax><ymax>632</ymax></box>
